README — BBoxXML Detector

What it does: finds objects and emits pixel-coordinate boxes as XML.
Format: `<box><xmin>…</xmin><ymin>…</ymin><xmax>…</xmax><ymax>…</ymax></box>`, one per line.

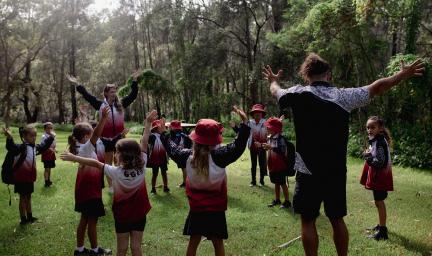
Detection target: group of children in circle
<box><xmin>2</xmin><ymin>68</ymin><xmax>395</xmax><ymax>256</ymax></box>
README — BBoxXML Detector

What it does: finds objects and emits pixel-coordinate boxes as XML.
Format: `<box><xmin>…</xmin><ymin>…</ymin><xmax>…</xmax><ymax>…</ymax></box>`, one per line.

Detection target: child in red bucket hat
<box><xmin>256</xmin><ymin>116</ymin><xmax>295</xmax><ymax>208</ymax></box>
<box><xmin>169</xmin><ymin>120</ymin><xmax>192</xmax><ymax>188</ymax></box>
<box><xmin>247</xmin><ymin>103</ymin><xmax>268</xmax><ymax>186</ymax></box>
<box><xmin>148</xmin><ymin>119</ymin><xmax>169</xmax><ymax>194</ymax></box>
<box><xmin>159</xmin><ymin>106</ymin><xmax>251</xmax><ymax>256</ymax></box>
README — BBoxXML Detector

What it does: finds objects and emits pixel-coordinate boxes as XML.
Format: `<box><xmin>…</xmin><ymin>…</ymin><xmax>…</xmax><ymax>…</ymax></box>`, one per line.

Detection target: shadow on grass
<box><xmin>39</xmin><ymin>186</ymin><xmax>58</xmax><ymax>196</ymax></box>
<box><xmin>389</xmin><ymin>231</ymin><xmax>432</xmax><ymax>256</ymax></box>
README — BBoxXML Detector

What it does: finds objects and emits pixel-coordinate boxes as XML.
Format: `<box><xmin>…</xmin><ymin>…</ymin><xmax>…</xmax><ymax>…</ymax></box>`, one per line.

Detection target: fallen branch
<box><xmin>277</xmin><ymin>236</ymin><xmax>301</xmax><ymax>248</ymax></box>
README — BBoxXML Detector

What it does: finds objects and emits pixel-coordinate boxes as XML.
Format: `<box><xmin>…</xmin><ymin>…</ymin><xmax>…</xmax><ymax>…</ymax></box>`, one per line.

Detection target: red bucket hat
<box><xmin>264</xmin><ymin>117</ymin><xmax>283</xmax><ymax>134</ymax></box>
<box><xmin>151</xmin><ymin>120</ymin><xmax>162</xmax><ymax>130</ymax></box>
<box><xmin>169</xmin><ymin>120</ymin><xmax>182</xmax><ymax>131</ymax></box>
<box><xmin>249</xmin><ymin>104</ymin><xmax>266</xmax><ymax>115</ymax></box>
<box><xmin>189</xmin><ymin>119</ymin><xmax>224</xmax><ymax>145</ymax></box>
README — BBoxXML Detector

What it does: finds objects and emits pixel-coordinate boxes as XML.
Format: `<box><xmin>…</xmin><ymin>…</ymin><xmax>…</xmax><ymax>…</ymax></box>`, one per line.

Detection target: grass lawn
<box><xmin>0</xmin><ymin>129</ymin><xmax>431</xmax><ymax>256</ymax></box>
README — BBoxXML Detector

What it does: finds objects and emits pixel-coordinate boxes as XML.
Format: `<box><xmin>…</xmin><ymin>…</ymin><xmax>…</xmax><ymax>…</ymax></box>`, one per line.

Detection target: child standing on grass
<box><xmin>2</xmin><ymin>125</ymin><xmax>54</xmax><ymax>224</ymax></box>
<box><xmin>148</xmin><ymin>119</ymin><xmax>169</xmax><ymax>194</ymax></box>
<box><xmin>67</xmin><ymin>106</ymin><xmax>111</xmax><ymax>256</ymax></box>
<box><xmin>247</xmin><ymin>104</ymin><xmax>268</xmax><ymax>186</ymax></box>
<box><xmin>360</xmin><ymin>116</ymin><xmax>393</xmax><ymax>241</ymax></box>
<box><xmin>169</xmin><ymin>120</ymin><xmax>192</xmax><ymax>188</ymax></box>
<box><xmin>41</xmin><ymin>122</ymin><xmax>56</xmax><ymax>187</ymax></box>
<box><xmin>255</xmin><ymin>117</ymin><xmax>295</xmax><ymax>209</ymax></box>
<box><xmin>160</xmin><ymin>106</ymin><xmax>250</xmax><ymax>256</ymax></box>
<box><xmin>61</xmin><ymin>110</ymin><xmax>154</xmax><ymax>256</ymax></box>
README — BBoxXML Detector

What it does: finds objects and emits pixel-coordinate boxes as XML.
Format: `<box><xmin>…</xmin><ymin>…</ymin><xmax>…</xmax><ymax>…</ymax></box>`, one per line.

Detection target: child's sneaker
<box><xmin>163</xmin><ymin>186</ymin><xmax>170</xmax><ymax>193</ymax></box>
<box><xmin>74</xmin><ymin>248</ymin><xmax>90</xmax><ymax>256</ymax></box>
<box><xmin>88</xmin><ymin>247</ymin><xmax>112</xmax><ymax>256</ymax></box>
<box><xmin>268</xmin><ymin>199</ymin><xmax>281</xmax><ymax>207</ymax></box>
<box><xmin>150</xmin><ymin>188</ymin><xmax>156</xmax><ymax>194</ymax></box>
<box><xmin>280</xmin><ymin>200</ymin><xmax>292</xmax><ymax>209</ymax></box>
<box><xmin>366</xmin><ymin>224</ymin><xmax>380</xmax><ymax>233</ymax></box>
<box><xmin>368</xmin><ymin>226</ymin><xmax>388</xmax><ymax>241</ymax></box>
<box><xmin>27</xmin><ymin>216</ymin><xmax>38</xmax><ymax>223</ymax></box>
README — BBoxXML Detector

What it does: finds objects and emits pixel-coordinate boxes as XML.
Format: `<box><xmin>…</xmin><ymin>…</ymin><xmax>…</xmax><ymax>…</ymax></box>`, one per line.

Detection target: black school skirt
<box><xmin>183</xmin><ymin>211</ymin><xmax>228</xmax><ymax>239</ymax></box>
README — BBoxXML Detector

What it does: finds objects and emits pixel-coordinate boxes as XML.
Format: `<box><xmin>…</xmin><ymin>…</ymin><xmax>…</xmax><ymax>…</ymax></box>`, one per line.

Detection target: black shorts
<box><xmin>373</xmin><ymin>190</ymin><xmax>388</xmax><ymax>201</ymax></box>
<box><xmin>269</xmin><ymin>172</ymin><xmax>287</xmax><ymax>185</ymax></box>
<box><xmin>115</xmin><ymin>217</ymin><xmax>147</xmax><ymax>233</ymax></box>
<box><xmin>151</xmin><ymin>165</ymin><xmax>168</xmax><ymax>175</ymax></box>
<box><xmin>75</xmin><ymin>198</ymin><xmax>106</xmax><ymax>217</ymax></box>
<box><xmin>183</xmin><ymin>211</ymin><xmax>228</xmax><ymax>239</ymax></box>
<box><xmin>14</xmin><ymin>182</ymin><xmax>34</xmax><ymax>195</ymax></box>
<box><xmin>43</xmin><ymin>160</ymin><xmax>56</xmax><ymax>169</ymax></box>
<box><xmin>293</xmin><ymin>172</ymin><xmax>347</xmax><ymax>221</ymax></box>
<box><xmin>100</xmin><ymin>137</ymin><xmax>122</xmax><ymax>153</ymax></box>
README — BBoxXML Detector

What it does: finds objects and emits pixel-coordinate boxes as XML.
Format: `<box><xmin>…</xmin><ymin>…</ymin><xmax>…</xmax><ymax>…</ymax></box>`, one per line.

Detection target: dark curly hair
<box><xmin>299</xmin><ymin>53</ymin><xmax>331</xmax><ymax>83</ymax></box>
<box><xmin>115</xmin><ymin>138</ymin><xmax>144</xmax><ymax>170</ymax></box>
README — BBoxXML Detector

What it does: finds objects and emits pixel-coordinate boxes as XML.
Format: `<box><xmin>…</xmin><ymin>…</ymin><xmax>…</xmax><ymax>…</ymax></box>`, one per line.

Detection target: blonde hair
<box><xmin>191</xmin><ymin>143</ymin><xmax>211</xmax><ymax>178</ymax></box>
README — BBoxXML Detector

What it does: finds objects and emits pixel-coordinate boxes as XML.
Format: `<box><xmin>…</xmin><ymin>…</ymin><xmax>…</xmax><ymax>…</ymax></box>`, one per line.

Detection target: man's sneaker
<box><xmin>88</xmin><ymin>247</ymin><xmax>112</xmax><ymax>256</ymax></box>
<box><xmin>368</xmin><ymin>226</ymin><xmax>388</xmax><ymax>241</ymax></box>
<box><xmin>280</xmin><ymin>200</ymin><xmax>292</xmax><ymax>209</ymax></box>
<box><xmin>74</xmin><ymin>248</ymin><xmax>90</xmax><ymax>256</ymax></box>
<box><xmin>178</xmin><ymin>182</ymin><xmax>185</xmax><ymax>188</ymax></box>
<box><xmin>150</xmin><ymin>188</ymin><xmax>156</xmax><ymax>194</ymax></box>
<box><xmin>259</xmin><ymin>179</ymin><xmax>265</xmax><ymax>186</ymax></box>
<box><xmin>268</xmin><ymin>199</ymin><xmax>281</xmax><ymax>207</ymax></box>
<box><xmin>250</xmin><ymin>181</ymin><xmax>256</xmax><ymax>187</ymax></box>
<box><xmin>366</xmin><ymin>224</ymin><xmax>380</xmax><ymax>233</ymax></box>
<box><xmin>163</xmin><ymin>186</ymin><xmax>170</xmax><ymax>193</ymax></box>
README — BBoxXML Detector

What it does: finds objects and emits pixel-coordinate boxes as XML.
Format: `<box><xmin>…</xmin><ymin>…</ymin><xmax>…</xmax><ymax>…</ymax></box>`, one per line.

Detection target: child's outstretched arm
<box><xmin>36</xmin><ymin>134</ymin><xmax>55</xmax><ymax>155</ymax></box>
<box><xmin>367</xmin><ymin>59</ymin><xmax>425</xmax><ymax>97</ymax></box>
<box><xmin>211</xmin><ymin>106</ymin><xmax>251</xmax><ymax>168</ymax></box>
<box><xmin>60</xmin><ymin>152</ymin><xmax>104</xmax><ymax>170</ymax></box>
<box><xmin>159</xmin><ymin>119</ymin><xmax>192</xmax><ymax>168</ymax></box>
<box><xmin>90</xmin><ymin>106</ymin><xmax>110</xmax><ymax>145</ymax></box>
<box><xmin>141</xmin><ymin>110</ymin><xmax>158</xmax><ymax>153</ymax></box>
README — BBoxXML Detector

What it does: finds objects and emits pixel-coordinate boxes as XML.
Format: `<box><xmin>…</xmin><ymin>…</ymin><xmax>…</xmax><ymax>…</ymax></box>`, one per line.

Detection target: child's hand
<box><xmin>232</xmin><ymin>105</ymin><xmax>248</xmax><ymax>123</ymax></box>
<box><xmin>145</xmin><ymin>110</ymin><xmax>158</xmax><ymax>125</ymax></box>
<box><xmin>254</xmin><ymin>142</ymin><xmax>262</xmax><ymax>148</ymax></box>
<box><xmin>121</xmin><ymin>128</ymin><xmax>130</xmax><ymax>137</ymax></box>
<box><xmin>2</xmin><ymin>127</ymin><xmax>12</xmax><ymax>138</ymax></box>
<box><xmin>131</xmin><ymin>70</ymin><xmax>142</xmax><ymax>82</ymax></box>
<box><xmin>279</xmin><ymin>115</ymin><xmax>285</xmax><ymax>121</ymax></box>
<box><xmin>262</xmin><ymin>65</ymin><xmax>282</xmax><ymax>83</ymax></box>
<box><xmin>66</xmin><ymin>74</ymin><xmax>81</xmax><ymax>85</ymax></box>
<box><xmin>60</xmin><ymin>151</ymin><xmax>76</xmax><ymax>162</ymax></box>
<box><xmin>261</xmin><ymin>143</ymin><xmax>272</xmax><ymax>150</ymax></box>
<box><xmin>101</xmin><ymin>106</ymin><xmax>111</xmax><ymax>119</ymax></box>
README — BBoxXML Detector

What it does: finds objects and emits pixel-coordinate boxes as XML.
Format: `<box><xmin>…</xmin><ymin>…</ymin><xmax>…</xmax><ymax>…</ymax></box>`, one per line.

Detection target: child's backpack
<box><xmin>2</xmin><ymin>145</ymin><xmax>27</xmax><ymax>205</ymax></box>
<box><xmin>282</xmin><ymin>137</ymin><xmax>296</xmax><ymax>177</ymax></box>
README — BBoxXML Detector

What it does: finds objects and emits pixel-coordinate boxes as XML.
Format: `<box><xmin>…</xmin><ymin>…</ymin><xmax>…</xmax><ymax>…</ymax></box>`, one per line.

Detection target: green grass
<box><xmin>0</xmin><ymin>130</ymin><xmax>431</xmax><ymax>255</ymax></box>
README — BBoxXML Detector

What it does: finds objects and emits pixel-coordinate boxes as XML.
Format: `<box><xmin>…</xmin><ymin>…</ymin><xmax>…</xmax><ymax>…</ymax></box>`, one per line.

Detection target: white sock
<box><xmin>92</xmin><ymin>247</ymin><xmax>99</xmax><ymax>253</ymax></box>
<box><xmin>76</xmin><ymin>246</ymin><xmax>84</xmax><ymax>252</ymax></box>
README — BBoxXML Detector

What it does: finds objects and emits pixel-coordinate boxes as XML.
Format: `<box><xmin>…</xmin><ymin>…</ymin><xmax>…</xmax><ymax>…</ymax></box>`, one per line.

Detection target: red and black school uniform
<box><xmin>247</xmin><ymin>118</ymin><xmax>268</xmax><ymax>185</ymax></box>
<box><xmin>76</xmin><ymin>81</ymin><xmax>138</xmax><ymax>152</ymax></box>
<box><xmin>360</xmin><ymin>134</ymin><xmax>393</xmax><ymax>201</ymax></box>
<box><xmin>148</xmin><ymin>133</ymin><xmax>169</xmax><ymax>175</ymax></box>
<box><xmin>160</xmin><ymin>123</ymin><xmax>250</xmax><ymax>239</ymax></box>
<box><xmin>4</xmin><ymin>136</ymin><xmax>54</xmax><ymax>194</ymax></box>
<box><xmin>277</xmin><ymin>81</ymin><xmax>371</xmax><ymax>220</ymax></box>
<box><xmin>169</xmin><ymin>130</ymin><xmax>192</xmax><ymax>168</ymax></box>
<box><xmin>41</xmin><ymin>132</ymin><xmax>56</xmax><ymax>169</ymax></box>
<box><xmin>103</xmin><ymin>153</ymin><xmax>151</xmax><ymax>233</ymax></box>
<box><xmin>267</xmin><ymin>134</ymin><xmax>295</xmax><ymax>185</ymax></box>
<box><xmin>74</xmin><ymin>141</ymin><xmax>105</xmax><ymax>217</ymax></box>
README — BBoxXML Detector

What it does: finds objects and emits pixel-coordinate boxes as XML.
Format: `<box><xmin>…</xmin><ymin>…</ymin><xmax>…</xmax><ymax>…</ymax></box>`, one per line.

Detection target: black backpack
<box><xmin>282</xmin><ymin>137</ymin><xmax>296</xmax><ymax>177</ymax></box>
<box><xmin>2</xmin><ymin>144</ymin><xmax>27</xmax><ymax>206</ymax></box>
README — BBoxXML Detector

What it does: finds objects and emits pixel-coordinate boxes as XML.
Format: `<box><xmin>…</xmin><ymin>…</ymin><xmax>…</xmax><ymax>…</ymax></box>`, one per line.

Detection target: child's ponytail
<box><xmin>191</xmin><ymin>143</ymin><xmax>210</xmax><ymax>178</ymax></box>
<box><xmin>69</xmin><ymin>123</ymin><xmax>93</xmax><ymax>155</ymax></box>
<box><xmin>68</xmin><ymin>135</ymin><xmax>78</xmax><ymax>155</ymax></box>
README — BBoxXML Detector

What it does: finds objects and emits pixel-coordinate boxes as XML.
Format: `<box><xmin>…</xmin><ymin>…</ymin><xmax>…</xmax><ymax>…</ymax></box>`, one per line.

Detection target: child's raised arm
<box><xmin>3</xmin><ymin>127</ymin><xmax>21</xmax><ymax>154</ymax></box>
<box><xmin>60</xmin><ymin>152</ymin><xmax>104</xmax><ymax>170</ymax></box>
<box><xmin>141</xmin><ymin>110</ymin><xmax>158</xmax><ymax>153</ymax></box>
<box><xmin>90</xmin><ymin>106</ymin><xmax>110</xmax><ymax>145</ymax></box>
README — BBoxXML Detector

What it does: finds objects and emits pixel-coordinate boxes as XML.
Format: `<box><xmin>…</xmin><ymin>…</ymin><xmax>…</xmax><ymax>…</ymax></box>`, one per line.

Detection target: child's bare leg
<box><xmin>44</xmin><ymin>168</ymin><xmax>51</xmax><ymax>181</ymax></box>
<box><xmin>25</xmin><ymin>194</ymin><xmax>32</xmax><ymax>214</ymax></box>
<box><xmin>211</xmin><ymin>238</ymin><xmax>225</xmax><ymax>256</ymax></box>
<box><xmin>130</xmin><ymin>231</ymin><xmax>143</xmax><ymax>256</ymax></box>
<box><xmin>116</xmin><ymin>232</ymin><xmax>129</xmax><ymax>256</ymax></box>
<box><xmin>375</xmin><ymin>200</ymin><xmax>387</xmax><ymax>227</ymax></box>
<box><xmin>19</xmin><ymin>194</ymin><xmax>27</xmax><ymax>219</ymax></box>
<box><xmin>162</xmin><ymin>171</ymin><xmax>168</xmax><ymax>187</ymax></box>
<box><xmin>151</xmin><ymin>168</ymin><xmax>158</xmax><ymax>189</ymax></box>
<box><xmin>87</xmin><ymin>216</ymin><xmax>98</xmax><ymax>249</ymax></box>
<box><xmin>77</xmin><ymin>215</ymin><xmax>88</xmax><ymax>247</ymax></box>
<box><xmin>275</xmin><ymin>184</ymin><xmax>281</xmax><ymax>200</ymax></box>
<box><xmin>186</xmin><ymin>235</ymin><xmax>201</xmax><ymax>256</ymax></box>
<box><xmin>281</xmin><ymin>184</ymin><xmax>289</xmax><ymax>201</ymax></box>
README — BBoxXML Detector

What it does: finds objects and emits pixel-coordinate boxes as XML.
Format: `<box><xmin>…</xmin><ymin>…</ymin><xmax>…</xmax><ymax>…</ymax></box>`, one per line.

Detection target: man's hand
<box><xmin>131</xmin><ymin>70</ymin><xmax>142</xmax><ymax>82</ymax></box>
<box><xmin>399</xmin><ymin>59</ymin><xmax>425</xmax><ymax>79</ymax></box>
<box><xmin>262</xmin><ymin>65</ymin><xmax>282</xmax><ymax>83</ymax></box>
